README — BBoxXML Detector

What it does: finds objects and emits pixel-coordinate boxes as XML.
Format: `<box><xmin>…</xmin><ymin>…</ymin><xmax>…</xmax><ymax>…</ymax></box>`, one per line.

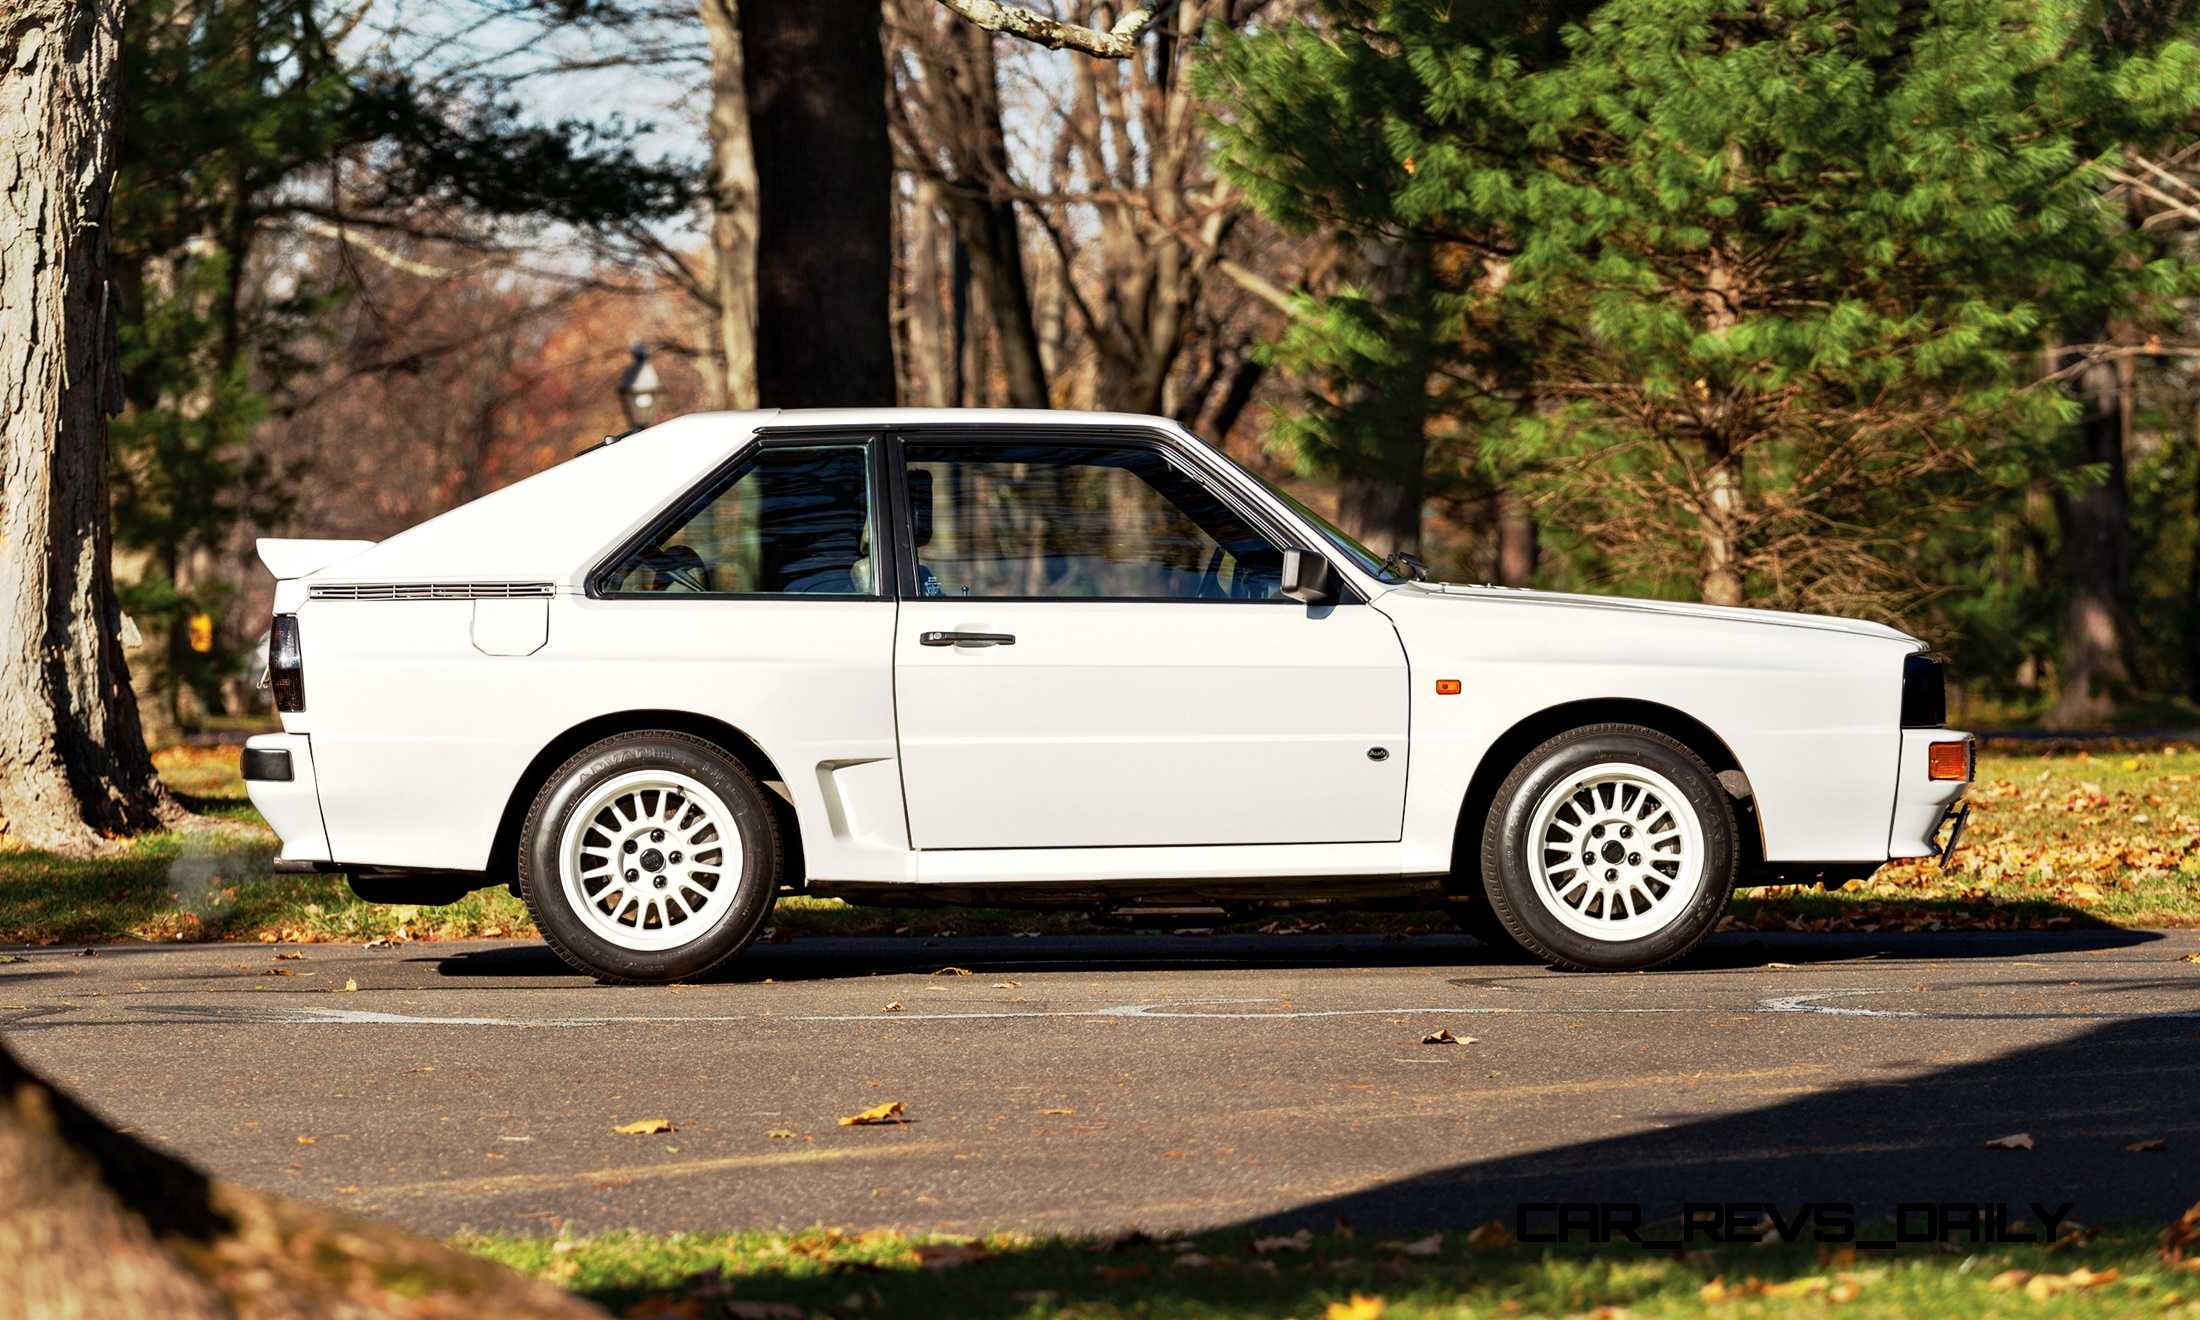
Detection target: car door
<box><xmin>890</xmin><ymin>430</ymin><xmax>1410</xmax><ymax>851</ymax></box>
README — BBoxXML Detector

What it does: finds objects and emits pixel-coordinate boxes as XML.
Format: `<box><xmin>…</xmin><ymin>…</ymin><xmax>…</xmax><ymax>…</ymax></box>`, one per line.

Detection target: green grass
<box><xmin>458</xmin><ymin>1222</ymin><xmax>2200</xmax><ymax>1318</ymax></box>
<box><xmin>2</xmin><ymin>741</ymin><xmax>2195</xmax><ymax>947</ymax></box>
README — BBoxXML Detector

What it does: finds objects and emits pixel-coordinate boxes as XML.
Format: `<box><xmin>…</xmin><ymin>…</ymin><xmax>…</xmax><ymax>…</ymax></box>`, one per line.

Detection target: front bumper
<box><xmin>242</xmin><ymin>732</ymin><xmax>332</xmax><ymax>864</ymax></box>
<box><xmin>1889</xmin><ymin>728</ymin><xmax>1974</xmax><ymax>859</ymax></box>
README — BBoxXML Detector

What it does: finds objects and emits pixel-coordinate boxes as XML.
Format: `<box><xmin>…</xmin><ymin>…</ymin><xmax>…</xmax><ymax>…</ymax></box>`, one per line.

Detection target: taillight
<box><xmin>269</xmin><ymin>614</ymin><xmax>305</xmax><ymax>712</ymax></box>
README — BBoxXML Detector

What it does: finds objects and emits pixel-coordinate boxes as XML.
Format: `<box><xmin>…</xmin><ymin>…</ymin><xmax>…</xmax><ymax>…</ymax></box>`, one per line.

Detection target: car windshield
<box><xmin>1201</xmin><ymin>444</ymin><xmax>1413</xmax><ymax>583</ymax></box>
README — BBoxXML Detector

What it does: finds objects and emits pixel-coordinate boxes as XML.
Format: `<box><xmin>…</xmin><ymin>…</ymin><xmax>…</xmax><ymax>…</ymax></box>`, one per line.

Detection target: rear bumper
<box><xmin>1889</xmin><ymin>729</ymin><xmax>1974</xmax><ymax>859</ymax></box>
<box><xmin>242</xmin><ymin>733</ymin><xmax>332</xmax><ymax>864</ymax></box>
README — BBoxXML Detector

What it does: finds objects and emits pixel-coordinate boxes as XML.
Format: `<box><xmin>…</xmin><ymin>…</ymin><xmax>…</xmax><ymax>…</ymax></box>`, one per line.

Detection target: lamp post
<box><xmin>616</xmin><ymin>342</ymin><xmax>661</xmax><ymax>430</ymax></box>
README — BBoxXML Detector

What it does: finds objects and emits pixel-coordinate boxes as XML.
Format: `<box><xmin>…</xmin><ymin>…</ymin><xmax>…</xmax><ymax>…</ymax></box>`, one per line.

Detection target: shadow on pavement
<box><xmin>422</xmin><ymin>926</ymin><xmax>2164</xmax><ymax>982</ymax></box>
<box><xmin>1226</xmin><ymin>1012</ymin><xmax>2200</xmax><ymax>1233</ymax></box>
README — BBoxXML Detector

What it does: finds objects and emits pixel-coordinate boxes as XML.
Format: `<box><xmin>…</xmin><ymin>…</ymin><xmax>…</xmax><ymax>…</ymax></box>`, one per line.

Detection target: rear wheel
<box><xmin>519</xmin><ymin>731</ymin><xmax>781</xmax><ymax>983</ymax></box>
<box><xmin>1481</xmin><ymin>724</ymin><xmax>1736</xmax><ymax>971</ymax></box>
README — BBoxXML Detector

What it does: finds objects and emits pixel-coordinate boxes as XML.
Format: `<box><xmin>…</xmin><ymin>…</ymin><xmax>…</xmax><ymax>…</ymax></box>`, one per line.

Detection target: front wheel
<box><xmin>519</xmin><ymin>731</ymin><xmax>781</xmax><ymax>983</ymax></box>
<box><xmin>1480</xmin><ymin>724</ymin><xmax>1737</xmax><ymax>971</ymax></box>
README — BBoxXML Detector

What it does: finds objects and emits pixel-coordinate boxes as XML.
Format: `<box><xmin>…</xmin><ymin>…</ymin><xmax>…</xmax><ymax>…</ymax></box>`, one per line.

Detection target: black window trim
<box><xmin>882</xmin><ymin>423</ymin><xmax>1364</xmax><ymax>607</ymax></box>
<box><xmin>585</xmin><ymin>430</ymin><xmax>897</xmax><ymax>602</ymax></box>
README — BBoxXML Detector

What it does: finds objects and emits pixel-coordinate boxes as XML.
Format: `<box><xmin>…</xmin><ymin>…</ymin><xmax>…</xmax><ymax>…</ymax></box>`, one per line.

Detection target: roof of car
<box><xmin>308</xmin><ymin>409</ymin><xmax>1196</xmax><ymax>588</ymax></box>
<box><xmin>686</xmin><ymin>407</ymin><xmax>1183</xmax><ymax>431</ymax></box>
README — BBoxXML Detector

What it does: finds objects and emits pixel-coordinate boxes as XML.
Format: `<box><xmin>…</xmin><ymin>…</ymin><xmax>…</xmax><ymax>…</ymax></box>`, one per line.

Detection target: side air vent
<box><xmin>309</xmin><ymin>581</ymin><xmax>555</xmax><ymax>601</ymax></box>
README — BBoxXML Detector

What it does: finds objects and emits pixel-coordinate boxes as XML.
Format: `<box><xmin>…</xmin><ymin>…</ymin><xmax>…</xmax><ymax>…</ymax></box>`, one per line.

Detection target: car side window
<box><xmin>903</xmin><ymin>441</ymin><xmax>1286</xmax><ymax>601</ymax></box>
<box><xmin>603</xmin><ymin>444</ymin><xmax>875</xmax><ymax>596</ymax></box>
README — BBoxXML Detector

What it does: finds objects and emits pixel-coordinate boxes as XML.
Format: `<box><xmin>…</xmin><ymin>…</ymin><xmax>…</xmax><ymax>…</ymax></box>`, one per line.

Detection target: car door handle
<box><xmin>919</xmin><ymin>630</ymin><xmax>1016</xmax><ymax>648</ymax></box>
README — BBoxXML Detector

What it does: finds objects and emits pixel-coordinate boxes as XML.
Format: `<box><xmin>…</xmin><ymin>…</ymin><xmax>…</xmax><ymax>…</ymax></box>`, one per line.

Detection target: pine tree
<box><xmin>1205</xmin><ymin>0</ymin><xmax>2200</xmax><ymax>613</ymax></box>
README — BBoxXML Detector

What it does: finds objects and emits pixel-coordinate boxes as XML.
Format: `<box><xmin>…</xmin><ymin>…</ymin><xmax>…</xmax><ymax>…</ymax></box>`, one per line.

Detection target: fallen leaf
<box><xmin>931</xmin><ymin>966</ymin><xmax>972</xmax><ymax>977</ymax></box>
<box><xmin>2127</xmin><ymin>1137</ymin><xmax>2169</xmax><ymax>1152</ymax></box>
<box><xmin>882</xmin><ymin>1001</ymin><xmax>904</xmax><ymax>1012</ymax></box>
<box><xmin>2163</xmin><ymin>1200</ymin><xmax>2200</xmax><ymax>1263</ymax></box>
<box><xmin>338</xmin><ymin>978</ymin><xmax>358</xmax><ymax>992</ymax></box>
<box><xmin>275</xmin><ymin>951</ymin><xmax>305</xmax><ymax>961</ymax></box>
<box><xmin>259</xmin><ymin>968</ymin><xmax>295</xmax><ymax>977</ymax></box>
<box><xmin>768</xmin><ymin>1128</ymin><xmax>798</xmax><ymax>1139</ymax></box>
<box><xmin>1040</xmin><ymin>1107</ymin><xmax>1075</xmax><ymax>1116</ymax></box>
<box><xmin>76</xmin><ymin>947</ymin><xmax>96</xmax><ymax>957</ymax></box>
<box><xmin>1324</xmin><ymin>1294</ymin><xmax>1385</xmax><ymax>1320</ymax></box>
<box><xmin>839</xmin><ymin>1100</ymin><xmax>908</xmax><ymax>1126</ymax></box>
<box><xmin>1984</xmin><ymin>1132</ymin><xmax>2035</xmax><ymax>1150</ymax></box>
<box><xmin>1466</xmin><ymin>1219</ymin><xmax>1515</xmax><ymax>1249</ymax></box>
<box><xmin>613</xmin><ymin>1118</ymin><xmax>676</xmax><ymax>1136</ymax></box>
<box><xmin>1988</xmin><ymin>1268</ymin><xmax>2033</xmax><ymax>1291</ymax></box>
<box><xmin>2183</xmin><ymin>953</ymin><xmax>2200</xmax><ymax>964</ymax></box>
<box><xmin>1379</xmin><ymin>1232</ymin><xmax>1443</xmax><ymax>1257</ymax></box>
<box><xmin>362</xmin><ymin>938</ymin><xmax>395</xmax><ymax>950</ymax></box>
<box><xmin>295</xmin><ymin>1135</ymin><xmax>315</xmax><ymax>1146</ymax></box>
<box><xmin>1420</xmin><ymin>1028</ymin><xmax>1475</xmax><ymax>1045</ymax></box>
<box><xmin>992</xmin><ymin>981</ymin><xmax>1020</xmax><ymax>989</ymax></box>
<box><xmin>1251</xmin><ymin>1229</ymin><xmax>1313</xmax><ymax>1255</ymax></box>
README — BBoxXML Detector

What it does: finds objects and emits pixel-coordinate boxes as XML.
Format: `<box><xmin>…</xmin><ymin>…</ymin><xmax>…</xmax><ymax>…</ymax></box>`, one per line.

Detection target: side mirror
<box><xmin>1280</xmin><ymin>549</ymin><xmax>1335</xmax><ymax>604</ymax></box>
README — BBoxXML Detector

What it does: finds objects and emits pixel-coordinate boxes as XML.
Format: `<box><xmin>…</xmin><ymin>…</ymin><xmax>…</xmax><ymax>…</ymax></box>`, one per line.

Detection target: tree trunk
<box><xmin>698</xmin><ymin>0</ymin><xmax>760</xmax><ymax>410</ymax></box>
<box><xmin>0</xmin><ymin>0</ymin><xmax>174</xmax><ymax>853</ymax></box>
<box><xmin>933</xmin><ymin>23</ymin><xmax>1049</xmax><ymax>409</ymax></box>
<box><xmin>0</xmin><ymin>1035</ymin><xmax>604</xmax><ymax>1316</ymax></box>
<box><xmin>1698</xmin><ymin>434</ymin><xmax>1745</xmax><ymax>607</ymax></box>
<box><xmin>742</xmin><ymin>0</ymin><xmax>895</xmax><ymax>407</ymax></box>
<box><xmin>1336</xmin><ymin>469</ymin><xmax>1424</xmax><ymax>557</ymax></box>
<box><xmin>2048</xmin><ymin>350</ymin><xmax>2134</xmax><ymax>726</ymax></box>
<box><xmin>1496</xmin><ymin>487</ymin><xmax>1538</xmax><ymax>587</ymax></box>
<box><xmin>907</xmin><ymin>182</ymin><xmax>955</xmax><ymax>407</ymax></box>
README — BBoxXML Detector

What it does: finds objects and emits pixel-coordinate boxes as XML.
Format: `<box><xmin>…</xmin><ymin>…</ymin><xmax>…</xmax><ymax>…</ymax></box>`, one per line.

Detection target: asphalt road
<box><xmin>5</xmin><ymin>929</ymin><xmax>2197</xmax><ymax>1239</ymax></box>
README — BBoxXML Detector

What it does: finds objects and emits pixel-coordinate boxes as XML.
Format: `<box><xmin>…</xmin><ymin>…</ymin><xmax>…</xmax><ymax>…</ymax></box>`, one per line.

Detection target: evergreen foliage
<box><xmin>1204</xmin><ymin>0</ymin><xmax>2200</xmax><ymax>617</ymax></box>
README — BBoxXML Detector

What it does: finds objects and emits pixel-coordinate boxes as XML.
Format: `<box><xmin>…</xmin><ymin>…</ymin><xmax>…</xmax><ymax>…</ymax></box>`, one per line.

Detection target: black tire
<box><xmin>1480</xmin><ymin>724</ymin><xmax>1736</xmax><ymax>972</ymax></box>
<box><xmin>518</xmin><ymin>731</ymin><xmax>782</xmax><ymax>984</ymax></box>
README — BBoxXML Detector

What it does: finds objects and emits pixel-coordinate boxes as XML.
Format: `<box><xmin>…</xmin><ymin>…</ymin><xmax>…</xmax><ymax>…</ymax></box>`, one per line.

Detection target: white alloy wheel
<box><xmin>557</xmin><ymin>769</ymin><xmax>744</xmax><ymax>951</ymax></box>
<box><xmin>1524</xmin><ymin>761</ymin><xmax>1706</xmax><ymax>942</ymax></box>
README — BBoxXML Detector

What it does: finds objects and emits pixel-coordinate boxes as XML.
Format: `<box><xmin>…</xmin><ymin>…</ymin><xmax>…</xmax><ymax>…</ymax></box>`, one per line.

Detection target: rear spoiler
<box><xmin>256</xmin><ymin>537</ymin><xmax>376</xmax><ymax>581</ymax></box>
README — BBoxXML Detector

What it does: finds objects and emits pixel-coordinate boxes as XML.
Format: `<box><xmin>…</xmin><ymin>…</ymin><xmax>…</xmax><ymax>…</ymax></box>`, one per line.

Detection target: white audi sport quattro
<box><xmin>243</xmin><ymin>409</ymin><xmax>1973</xmax><ymax>983</ymax></box>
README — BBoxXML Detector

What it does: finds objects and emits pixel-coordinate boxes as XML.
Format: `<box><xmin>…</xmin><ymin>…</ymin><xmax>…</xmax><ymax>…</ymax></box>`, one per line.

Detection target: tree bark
<box><xmin>0</xmin><ymin>0</ymin><xmax>174</xmax><ymax>853</ymax></box>
<box><xmin>698</xmin><ymin>0</ymin><xmax>760</xmax><ymax>410</ymax></box>
<box><xmin>929</xmin><ymin>22</ymin><xmax>1048</xmax><ymax>409</ymax></box>
<box><xmin>1336</xmin><ymin>469</ymin><xmax>1424</xmax><ymax>556</ymax></box>
<box><xmin>1696</xmin><ymin>242</ymin><xmax>1746</xmax><ymax>607</ymax></box>
<box><xmin>0</xmin><ymin>1035</ymin><xmax>604</xmax><ymax>1316</ymax></box>
<box><xmin>2049</xmin><ymin>350</ymin><xmax>2135</xmax><ymax>725</ymax></box>
<box><xmin>742</xmin><ymin>0</ymin><xmax>896</xmax><ymax>408</ymax></box>
<box><xmin>1496</xmin><ymin>486</ymin><xmax>1539</xmax><ymax>587</ymax></box>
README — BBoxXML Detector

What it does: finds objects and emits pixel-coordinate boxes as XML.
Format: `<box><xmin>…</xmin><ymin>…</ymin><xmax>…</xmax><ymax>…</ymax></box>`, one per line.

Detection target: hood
<box><xmin>1397</xmin><ymin>582</ymin><xmax>1920</xmax><ymax>646</ymax></box>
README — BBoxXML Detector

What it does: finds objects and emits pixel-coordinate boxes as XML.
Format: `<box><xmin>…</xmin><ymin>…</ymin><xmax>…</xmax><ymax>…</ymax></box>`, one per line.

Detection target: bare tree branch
<box><xmin>934</xmin><ymin>0</ymin><xmax>1158</xmax><ymax>58</ymax></box>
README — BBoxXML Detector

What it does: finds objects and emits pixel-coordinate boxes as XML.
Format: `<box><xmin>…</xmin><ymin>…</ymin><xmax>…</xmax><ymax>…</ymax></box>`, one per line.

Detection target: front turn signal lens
<box><xmin>1435</xmin><ymin>679</ymin><xmax>1462</xmax><ymax>695</ymax></box>
<box><xmin>1928</xmin><ymin>739</ymin><xmax>1972</xmax><ymax>782</ymax></box>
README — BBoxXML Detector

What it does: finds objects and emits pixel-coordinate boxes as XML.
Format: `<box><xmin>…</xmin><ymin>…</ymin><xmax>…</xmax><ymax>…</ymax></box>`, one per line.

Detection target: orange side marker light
<box><xmin>1435</xmin><ymin>679</ymin><xmax>1462</xmax><ymax>696</ymax></box>
<box><xmin>1927</xmin><ymin>740</ymin><xmax>1972</xmax><ymax>782</ymax></box>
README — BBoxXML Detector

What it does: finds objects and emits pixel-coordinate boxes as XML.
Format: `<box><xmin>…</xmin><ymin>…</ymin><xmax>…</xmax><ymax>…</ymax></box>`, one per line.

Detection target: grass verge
<box><xmin>2</xmin><ymin>742</ymin><xmax>2195</xmax><ymax>946</ymax></box>
<box><xmin>461</xmin><ymin>1220</ymin><xmax>2200</xmax><ymax>1318</ymax></box>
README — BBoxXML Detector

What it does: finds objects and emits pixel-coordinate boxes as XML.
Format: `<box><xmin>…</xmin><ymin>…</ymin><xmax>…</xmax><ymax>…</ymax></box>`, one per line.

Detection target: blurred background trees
<box><xmin>49</xmin><ymin>0</ymin><xmax>2200</xmax><ymax>774</ymax></box>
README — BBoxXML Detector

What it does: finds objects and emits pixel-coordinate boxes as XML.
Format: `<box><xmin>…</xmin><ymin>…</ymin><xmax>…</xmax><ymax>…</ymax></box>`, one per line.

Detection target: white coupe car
<box><xmin>244</xmin><ymin>408</ymin><xmax>1972</xmax><ymax>982</ymax></box>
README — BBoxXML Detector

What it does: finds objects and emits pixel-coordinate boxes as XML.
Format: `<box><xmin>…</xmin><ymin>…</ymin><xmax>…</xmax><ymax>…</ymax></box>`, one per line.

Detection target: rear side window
<box><xmin>601</xmin><ymin>444</ymin><xmax>875</xmax><ymax>596</ymax></box>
